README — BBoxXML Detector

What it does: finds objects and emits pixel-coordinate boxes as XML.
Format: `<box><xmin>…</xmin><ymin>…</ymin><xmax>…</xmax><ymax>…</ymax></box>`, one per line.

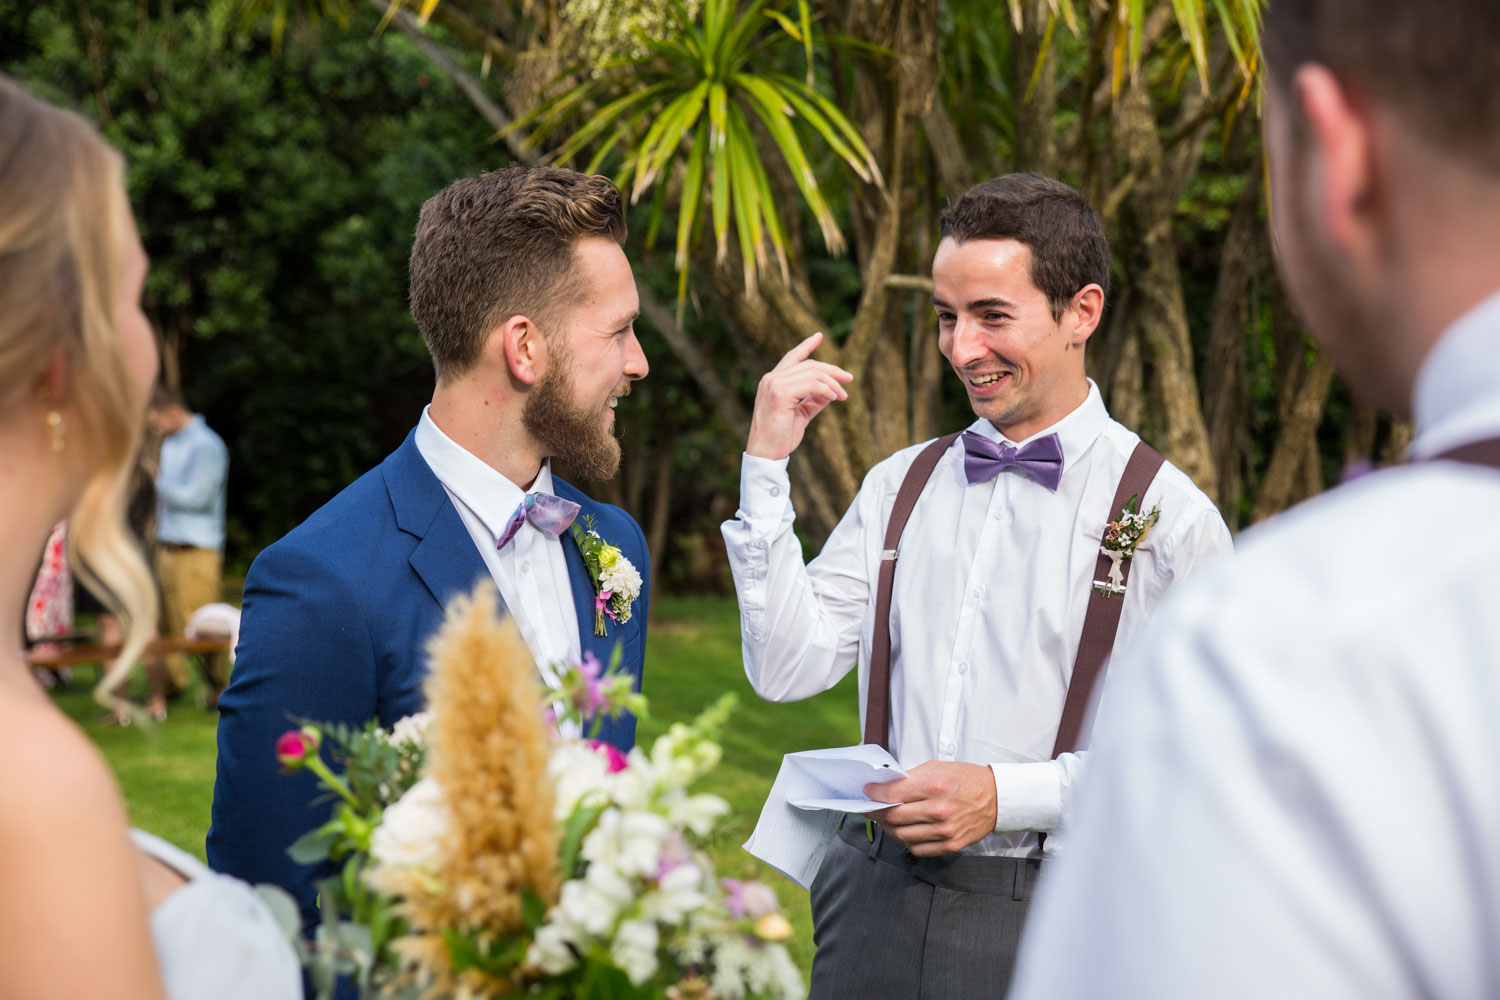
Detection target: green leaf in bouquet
<box><xmin>521</xmin><ymin>887</ymin><xmax>548</xmax><ymax>932</ymax></box>
<box><xmin>288</xmin><ymin>818</ymin><xmax>342</xmax><ymax>865</ymax></box>
<box><xmin>442</xmin><ymin>926</ymin><xmax>529</xmax><ymax>977</ymax></box>
<box><xmin>560</xmin><ymin>803</ymin><xmax>607</xmax><ymax>878</ymax></box>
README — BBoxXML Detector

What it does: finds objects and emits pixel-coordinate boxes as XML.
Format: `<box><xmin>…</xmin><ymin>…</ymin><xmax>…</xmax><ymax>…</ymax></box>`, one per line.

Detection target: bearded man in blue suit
<box><xmin>209</xmin><ymin>166</ymin><xmax>652</xmax><ymax>928</ymax></box>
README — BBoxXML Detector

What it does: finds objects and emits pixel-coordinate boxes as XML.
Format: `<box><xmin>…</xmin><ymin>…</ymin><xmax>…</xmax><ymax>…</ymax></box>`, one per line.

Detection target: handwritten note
<box><xmin>744</xmin><ymin>744</ymin><xmax>907</xmax><ymax>889</ymax></box>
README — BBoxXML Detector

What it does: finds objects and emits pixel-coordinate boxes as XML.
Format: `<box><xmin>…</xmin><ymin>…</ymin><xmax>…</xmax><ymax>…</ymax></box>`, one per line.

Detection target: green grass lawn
<box><xmin>52</xmin><ymin>594</ymin><xmax>859</xmax><ymax>978</ymax></box>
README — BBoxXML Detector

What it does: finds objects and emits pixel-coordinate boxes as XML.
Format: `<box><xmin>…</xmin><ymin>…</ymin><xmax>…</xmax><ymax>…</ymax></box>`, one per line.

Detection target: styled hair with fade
<box><xmin>939</xmin><ymin>173</ymin><xmax>1110</xmax><ymax>321</ymax></box>
<box><xmin>1262</xmin><ymin>0</ymin><xmax>1500</xmax><ymax>175</ymax></box>
<box><xmin>409</xmin><ymin>165</ymin><xmax>627</xmax><ymax>381</ymax></box>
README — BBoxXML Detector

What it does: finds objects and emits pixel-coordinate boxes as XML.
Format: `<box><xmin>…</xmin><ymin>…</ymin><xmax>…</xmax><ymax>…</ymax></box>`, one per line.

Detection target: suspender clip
<box><xmin>880</xmin><ymin>548</ymin><xmax>899</xmax><ymax>562</ymax></box>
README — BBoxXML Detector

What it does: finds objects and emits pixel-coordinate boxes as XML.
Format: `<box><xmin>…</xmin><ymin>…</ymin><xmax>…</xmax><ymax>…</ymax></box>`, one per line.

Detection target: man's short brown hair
<box><xmin>939</xmin><ymin>174</ymin><xmax>1110</xmax><ymax>320</ymax></box>
<box><xmin>148</xmin><ymin>383</ymin><xmax>186</xmax><ymax>412</ymax></box>
<box><xmin>1263</xmin><ymin>0</ymin><xmax>1500</xmax><ymax>175</ymax></box>
<box><xmin>409</xmin><ymin>165</ymin><xmax>627</xmax><ymax>381</ymax></box>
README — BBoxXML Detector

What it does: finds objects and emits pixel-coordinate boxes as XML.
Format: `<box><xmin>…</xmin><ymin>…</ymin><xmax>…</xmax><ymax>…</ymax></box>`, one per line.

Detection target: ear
<box><xmin>1065</xmin><ymin>284</ymin><xmax>1105</xmax><ymax>347</ymax></box>
<box><xmin>1294</xmin><ymin>64</ymin><xmax>1375</xmax><ymax>251</ymax></box>
<box><xmin>493</xmin><ymin>315</ymin><xmax>546</xmax><ymax>386</ymax></box>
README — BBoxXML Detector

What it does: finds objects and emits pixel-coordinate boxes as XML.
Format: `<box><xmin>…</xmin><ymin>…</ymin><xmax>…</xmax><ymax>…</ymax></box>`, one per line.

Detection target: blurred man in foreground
<box><xmin>1011</xmin><ymin>2</ymin><xmax>1500</xmax><ymax>996</ymax></box>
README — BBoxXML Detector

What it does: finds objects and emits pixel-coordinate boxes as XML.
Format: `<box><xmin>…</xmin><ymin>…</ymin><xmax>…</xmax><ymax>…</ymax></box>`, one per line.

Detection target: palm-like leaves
<box><xmin>1014</xmin><ymin>0</ymin><xmax>1263</xmax><ymax>102</ymax></box>
<box><xmin>515</xmin><ymin>0</ymin><xmax>881</xmax><ymax>305</ymax></box>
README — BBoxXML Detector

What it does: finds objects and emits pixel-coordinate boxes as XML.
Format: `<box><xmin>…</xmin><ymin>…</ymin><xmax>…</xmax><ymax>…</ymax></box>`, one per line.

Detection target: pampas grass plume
<box><xmin>399</xmin><ymin>582</ymin><xmax>559</xmax><ymax>997</ymax></box>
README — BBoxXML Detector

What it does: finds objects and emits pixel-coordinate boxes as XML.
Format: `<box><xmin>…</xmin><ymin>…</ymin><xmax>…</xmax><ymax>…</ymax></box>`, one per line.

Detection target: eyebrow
<box><xmin>930</xmin><ymin>296</ymin><xmax>1017</xmax><ymax>312</ymax></box>
<box><xmin>608</xmin><ymin>310</ymin><xmax>640</xmax><ymax>331</ymax></box>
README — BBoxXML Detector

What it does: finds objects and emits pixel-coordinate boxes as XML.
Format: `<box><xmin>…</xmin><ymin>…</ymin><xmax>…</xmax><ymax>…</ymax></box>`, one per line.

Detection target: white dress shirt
<box><xmin>1010</xmin><ymin>289</ymin><xmax>1500</xmax><ymax>999</ymax></box>
<box><xmin>723</xmin><ymin>382</ymin><xmax>1232</xmax><ymax>857</ymax></box>
<box><xmin>414</xmin><ymin>408</ymin><xmax>581</xmax><ymax>689</ymax></box>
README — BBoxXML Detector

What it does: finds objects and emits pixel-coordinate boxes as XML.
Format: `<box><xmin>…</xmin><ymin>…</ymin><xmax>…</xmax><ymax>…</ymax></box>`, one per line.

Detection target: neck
<box><xmin>428</xmin><ymin>380</ymin><xmax>546</xmax><ymax>489</ymax></box>
<box><xmin>991</xmin><ymin>377</ymin><xmax>1090</xmax><ymax>442</ymax></box>
<box><xmin>1383</xmin><ymin>143</ymin><xmax>1500</xmax><ymax>411</ymax></box>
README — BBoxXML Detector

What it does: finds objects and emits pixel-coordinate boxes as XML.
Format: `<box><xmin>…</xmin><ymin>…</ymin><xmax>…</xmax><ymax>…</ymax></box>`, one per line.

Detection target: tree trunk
<box><xmin>1112</xmin><ymin>81</ymin><xmax>1218</xmax><ymax>498</ymax></box>
<box><xmin>1012</xmin><ymin>0</ymin><xmax>1057</xmax><ymax>174</ymax></box>
<box><xmin>1251</xmin><ymin>353</ymin><xmax>1336</xmax><ymax>523</ymax></box>
<box><xmin>1202</xmin><ymin>174</ymin><xmax>1264</xmax><ymax>516</ymax></box>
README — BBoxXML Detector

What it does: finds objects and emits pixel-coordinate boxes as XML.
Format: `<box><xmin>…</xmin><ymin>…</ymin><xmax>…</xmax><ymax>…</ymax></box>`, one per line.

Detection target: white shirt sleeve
<box><xmin>721</xmin><ymin>454</ymin><xmax>872</xmax><ymax>703</ymax></box>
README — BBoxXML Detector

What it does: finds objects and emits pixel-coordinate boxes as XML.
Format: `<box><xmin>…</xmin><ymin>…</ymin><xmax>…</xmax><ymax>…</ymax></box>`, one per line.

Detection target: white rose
<box><xmin>609</xmin><ymin>918</ymin><xmax>660</xmax><ymax>985</ymax></box>
<box><xmin>367</xmin><ymin>777</ymin><xmax>447</xmax><ymax>877</ymax></box>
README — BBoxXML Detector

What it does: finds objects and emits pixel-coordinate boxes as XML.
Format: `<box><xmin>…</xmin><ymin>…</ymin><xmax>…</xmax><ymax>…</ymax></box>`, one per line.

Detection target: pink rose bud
<box><xmin>275</xmin><ymin>726</ymin><xmax>321</xmax><ymax>773</ymax></box>
<box><xmin>590</xmin><ymin>739</ymin><xmax>629</xmax><ymax>773</ymax></box>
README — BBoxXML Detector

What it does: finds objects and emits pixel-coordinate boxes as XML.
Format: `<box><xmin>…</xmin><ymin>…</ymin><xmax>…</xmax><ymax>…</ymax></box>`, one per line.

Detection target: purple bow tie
<box><xmin>961</xmin><ymin>431</ymin><xmax>1065</xmax><ymax>491</ymax></box>
<box><xmin>497</xmin><ymin>491</ymin><xmax>581</xmax><ymax>549</ymax></box>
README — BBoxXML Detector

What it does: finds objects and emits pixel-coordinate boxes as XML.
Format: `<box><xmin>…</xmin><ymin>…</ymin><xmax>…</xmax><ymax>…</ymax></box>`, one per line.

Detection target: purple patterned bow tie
<box><xmin>961</xmin><ymin>431</ymin><xmax>1065</xmax><ymax>491</ymax></box>
<box><xmin>497</xmin><ymin>492</ymin><xmax>582</xmax><ymax>549</ymax></box>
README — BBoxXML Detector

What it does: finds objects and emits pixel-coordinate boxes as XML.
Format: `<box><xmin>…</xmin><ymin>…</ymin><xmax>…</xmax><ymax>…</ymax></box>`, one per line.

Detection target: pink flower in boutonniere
<box><xmin>571</xmin><ymin>516</ymin><xmax>641</xmax><ymax>636</ymax></box>
<box><xmin>1092</xmin><ymin>493</ymin><xmax>1162</xmax><ymax>598</ymax></box>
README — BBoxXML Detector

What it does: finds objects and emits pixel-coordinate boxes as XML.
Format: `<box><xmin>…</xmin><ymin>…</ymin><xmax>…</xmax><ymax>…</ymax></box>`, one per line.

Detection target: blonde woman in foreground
<box><xmin>0</xmin><ymin>76</ymin><xmax>297</xmax><ymax>999</ymax></box>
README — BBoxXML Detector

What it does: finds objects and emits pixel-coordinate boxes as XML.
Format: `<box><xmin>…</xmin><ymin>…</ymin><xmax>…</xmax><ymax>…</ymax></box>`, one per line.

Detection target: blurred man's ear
<box><xmin>1294</xmin><ymin>64</ymin><xmax>1376</xmax><ymax>253</ymax></box>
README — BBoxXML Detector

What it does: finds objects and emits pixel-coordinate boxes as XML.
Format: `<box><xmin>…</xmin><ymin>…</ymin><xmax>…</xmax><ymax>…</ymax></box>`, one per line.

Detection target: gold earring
<box><xmin>45</xmin><ymin>410</ymin><xmax>66</xmax><ymax>453</ymax></box>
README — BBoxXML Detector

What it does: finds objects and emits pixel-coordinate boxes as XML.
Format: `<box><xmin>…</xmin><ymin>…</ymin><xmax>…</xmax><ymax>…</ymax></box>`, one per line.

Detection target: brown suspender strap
<box><xmin>863</xmin><ymin>432</ymin><xmax>962</xmax><ymax>749</ymax></box>
<box><xmin>1050</xmin><ymin>440</ymin><xmax>1166</xmax><ymax>758</ymax></box>
<box><xmin>1434</xmin><ymin>437</ymin><xmax>1500</xmax><ymax>468</ymax></box>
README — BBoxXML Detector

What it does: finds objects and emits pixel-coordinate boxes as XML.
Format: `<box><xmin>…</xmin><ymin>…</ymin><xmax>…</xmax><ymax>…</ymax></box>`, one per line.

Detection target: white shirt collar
<box><xmin>1410</xmin><ymin>286</ymin><xmax>1500</xmax><ymax>459</ymax></box>
<box><xmin>966</xmin><ymin>379</ymin><xmax>1108</xmax><ymax>468</ymax></box>
<box><xmin>414</xmin><ymin>405</ymin><xmax>555</xmax><ymax>541</ymax></box>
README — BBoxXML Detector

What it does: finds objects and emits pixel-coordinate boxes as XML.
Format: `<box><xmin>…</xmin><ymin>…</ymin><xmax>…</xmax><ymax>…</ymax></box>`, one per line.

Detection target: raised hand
<box><xmin>746</xmin><ymin>332</ymin><xmax>854</xmax><ymax>461</ymax></box>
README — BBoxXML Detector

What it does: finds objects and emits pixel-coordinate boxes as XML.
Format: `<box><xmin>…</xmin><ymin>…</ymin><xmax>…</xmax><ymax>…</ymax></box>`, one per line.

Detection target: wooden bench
<box><xmin>25</xmin><ymin>634</ymin><xmax>232</xmax><ymax>671</ymax></box>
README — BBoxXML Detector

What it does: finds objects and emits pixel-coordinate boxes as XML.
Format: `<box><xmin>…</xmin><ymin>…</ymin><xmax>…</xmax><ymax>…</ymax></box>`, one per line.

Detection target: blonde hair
<box><xmin>0</xmin><ymin>76</ymin><xmax>157</xmax><ymax>708</ymax></box>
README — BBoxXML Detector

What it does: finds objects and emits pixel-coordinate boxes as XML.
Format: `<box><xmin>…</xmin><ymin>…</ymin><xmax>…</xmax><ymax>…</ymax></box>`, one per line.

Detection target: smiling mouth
<box><xmin>967</xmin><ymin>372</ymin><xmax>1012</xmax><ymax>388</ymax></box>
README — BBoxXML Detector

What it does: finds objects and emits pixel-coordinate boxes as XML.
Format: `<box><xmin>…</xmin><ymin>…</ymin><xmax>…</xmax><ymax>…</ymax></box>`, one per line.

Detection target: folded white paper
<box><xmin>744</xmin><ymin>744</ymin><xmax>907</xmax><ymax>889</ymax></box>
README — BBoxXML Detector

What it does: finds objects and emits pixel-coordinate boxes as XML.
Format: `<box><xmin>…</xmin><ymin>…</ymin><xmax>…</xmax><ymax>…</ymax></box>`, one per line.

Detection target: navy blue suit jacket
<box><xmin>207</xmin><ymin>431</ymin><xmax>649</xmax><ymax>927</ymax></box>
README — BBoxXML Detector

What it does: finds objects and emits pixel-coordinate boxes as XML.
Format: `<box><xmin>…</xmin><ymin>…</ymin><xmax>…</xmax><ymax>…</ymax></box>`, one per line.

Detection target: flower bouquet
<box><xmin>278</xmin><ymin>583</ymin><xmax>801</xmax><ymax>999</ymax></box>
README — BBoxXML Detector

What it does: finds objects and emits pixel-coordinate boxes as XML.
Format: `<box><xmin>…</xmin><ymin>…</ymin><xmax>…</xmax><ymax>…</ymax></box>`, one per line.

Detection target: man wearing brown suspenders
<box><xmin>722</xmin><ymin>174</ymin><xmax>1231</xmax><ymax>997</ymax></box>
<box><xmin>1011</xmin><ymin>4</ymin><xmax>1500</xmax><ymax>998</ymax></box>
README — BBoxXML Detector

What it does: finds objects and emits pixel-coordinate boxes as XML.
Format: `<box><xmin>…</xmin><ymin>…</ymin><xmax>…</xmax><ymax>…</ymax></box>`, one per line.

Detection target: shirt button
<box><xmin>958</xmin><ymin>662</ymin><xmax>969</xmax><ymax>674</ymax></box>
<box><xmin>993</xmin><ymin>507</ymin><xmax>1005</xmax><ymax>519</ymax></box>
<box><xmin>941</xmin><ymin>742</ymin><xmax>955</xmax><ymax>755</ymax></box>
<box><xmin>769</xmin><ymin>486</ymin><xmax>781</xmax><ymax>497</ymax></box>
<box><xmin>971</xmin><ymin>585</ymin><xmax>984</xmax><ymax>598</ymax></box>
<box><xmin>520</xmin><ymin>560</ymin><xmax>530</xmax><ymax>573</ymax></box>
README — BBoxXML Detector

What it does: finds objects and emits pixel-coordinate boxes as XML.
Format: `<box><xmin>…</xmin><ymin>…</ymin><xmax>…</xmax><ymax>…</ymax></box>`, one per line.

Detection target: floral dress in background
<box><xmin>25</xmin><ymin>522</ymin><xmax>73</xmax><ymax>643</ymax></box>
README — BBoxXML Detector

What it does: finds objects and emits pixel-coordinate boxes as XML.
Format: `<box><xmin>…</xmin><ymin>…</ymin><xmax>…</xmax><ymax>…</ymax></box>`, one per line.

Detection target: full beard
<box><xmin>522</xmin><ymin>360</ymin><xmax>624</xmax><ymax>482</ymax></box>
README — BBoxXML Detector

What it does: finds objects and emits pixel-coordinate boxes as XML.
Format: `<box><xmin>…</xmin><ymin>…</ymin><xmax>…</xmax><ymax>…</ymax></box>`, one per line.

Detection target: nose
<box><xmin>947</xmin><ymin>316</ymin><xmax>988</xmax><ymax>369</ymax></box>
<box><xmin>623</xmin><ymin>330</ymin><xmax>649</xmax><ymax>380</ymax></box>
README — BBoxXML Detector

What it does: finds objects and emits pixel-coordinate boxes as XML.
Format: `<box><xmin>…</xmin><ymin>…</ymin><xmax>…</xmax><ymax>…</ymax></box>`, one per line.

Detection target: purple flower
<box><xmin>721</xmin><ymin>877</ymin><xmax>780</xmax><ymax>919</ymax></box>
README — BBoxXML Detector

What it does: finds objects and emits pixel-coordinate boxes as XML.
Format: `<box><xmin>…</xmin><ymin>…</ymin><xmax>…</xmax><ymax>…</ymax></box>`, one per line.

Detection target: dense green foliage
<box><xmin>2</xmin><ymin>0</ymin><xmax>494</xmax><ymax>561</ymax></box>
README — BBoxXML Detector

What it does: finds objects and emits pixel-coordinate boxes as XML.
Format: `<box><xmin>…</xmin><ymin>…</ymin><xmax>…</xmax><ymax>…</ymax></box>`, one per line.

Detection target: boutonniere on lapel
<box><xmin>1092</xmin><ymin>493</ymin><xmax>1162</xmax><ymax>598</ymax></box>
<box><xmin>570</xmin><ymin>515</ymin><xmax>643</xmax><ymax>636</ymax></box>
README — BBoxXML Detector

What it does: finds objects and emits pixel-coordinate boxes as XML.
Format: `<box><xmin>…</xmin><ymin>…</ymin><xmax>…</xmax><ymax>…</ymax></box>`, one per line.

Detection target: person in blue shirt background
<box><xmin>144</xmin><ymin>383</ymin><xmax>228</xmax><ymax>715</ymax></box>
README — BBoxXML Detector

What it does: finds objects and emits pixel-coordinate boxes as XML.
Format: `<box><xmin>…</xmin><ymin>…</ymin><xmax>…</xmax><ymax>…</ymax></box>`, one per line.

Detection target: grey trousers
<box><xmin>808</xmin><ymin>820</ymin><xmax>1042</xmax><ymax>1000</ymax></box>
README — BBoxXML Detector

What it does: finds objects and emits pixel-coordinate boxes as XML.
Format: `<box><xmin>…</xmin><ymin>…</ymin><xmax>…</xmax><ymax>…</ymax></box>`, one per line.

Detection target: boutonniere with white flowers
<box><xmin>1092</xmin><ymin>493</ymin><xmax>1162</xmax><ymax>598</ymax></box>
<box><xmin>571</xmin><ymin>515</ymin><xmax>643</xmax><ymax>636</ymax></box>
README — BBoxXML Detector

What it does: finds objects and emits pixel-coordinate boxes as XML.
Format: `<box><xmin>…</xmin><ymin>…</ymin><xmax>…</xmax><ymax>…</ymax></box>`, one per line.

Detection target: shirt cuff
<box><xmin>740</xmin><ymin>453</ymin><xmax>793</xmax><ymax>520</ymax></box>
<box><xmin>990</xmin><ymin>761</ymin><xmax>1064</xmax><ymax>833</ymax></box>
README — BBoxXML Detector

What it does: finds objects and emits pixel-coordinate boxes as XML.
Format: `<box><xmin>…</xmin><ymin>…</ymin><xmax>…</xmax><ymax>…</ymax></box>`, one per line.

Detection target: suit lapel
<box><xmin>559</xmin><ymin>492</ymin><xmax>613</xmax><ymax>666</ymax></box>
<box><xmin>383</xmin><ymin>432</ymin><xmax>491</xmax><ymax>610</ymax></box>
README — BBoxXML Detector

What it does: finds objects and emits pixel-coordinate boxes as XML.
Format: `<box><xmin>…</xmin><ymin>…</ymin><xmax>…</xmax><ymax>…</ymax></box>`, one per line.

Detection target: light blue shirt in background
<box><xmin>155</xmin><ymin>414</ymin><xmax>228</xmax><ymax>550</ymax></box>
